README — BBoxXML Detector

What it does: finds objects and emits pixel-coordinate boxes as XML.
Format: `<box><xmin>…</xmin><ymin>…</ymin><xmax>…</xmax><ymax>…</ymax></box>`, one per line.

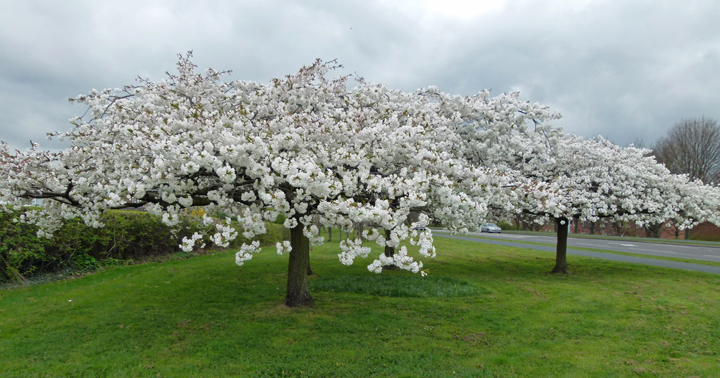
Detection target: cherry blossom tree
<box><xmin>515</xmin><ymin>134</ymin><xmax>720</xmax><ymax>273</ymax></box>
<box><xmin>1</xmin><ymin>53</ymin><xmax>504</xmax><ymax>306</ymax></box>
<box><xmin>456</xmin><ymin>104</ymin><xmax>720</xmax><ymax>273</ymax></box>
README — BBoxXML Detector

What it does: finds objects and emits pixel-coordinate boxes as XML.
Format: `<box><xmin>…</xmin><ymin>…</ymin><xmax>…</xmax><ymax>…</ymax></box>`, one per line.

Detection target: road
<box><xmin>439</xmin><ymin>231</ymin><xmax>720</xmax><ymax>262</ymax></box>
<box><xmin>433</xmin><ymin>230</ymin><xmax>720</xmax><ymax>275</ymax></box>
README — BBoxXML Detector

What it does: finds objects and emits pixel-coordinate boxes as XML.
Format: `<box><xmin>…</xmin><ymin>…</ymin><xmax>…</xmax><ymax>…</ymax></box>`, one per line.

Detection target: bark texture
<box><xmin>285</xmin><ymin>224</ymin><xmax>314</xmax><ymax>307</ymax></box>
<box><xmin>551</xmin><ymin>217</ymin><xmax>569</xmax><ymax>274</ymax></box>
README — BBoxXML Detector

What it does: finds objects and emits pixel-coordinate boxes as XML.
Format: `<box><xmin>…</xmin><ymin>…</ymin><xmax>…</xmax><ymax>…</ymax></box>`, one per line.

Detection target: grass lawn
<box><xmin>1</xmin><ymin>230</ymin><xmax>719</xmax><ymax>377</ymax></box>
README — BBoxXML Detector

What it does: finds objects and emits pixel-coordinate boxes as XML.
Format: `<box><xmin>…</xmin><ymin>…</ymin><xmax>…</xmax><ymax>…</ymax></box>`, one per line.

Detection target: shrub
<box><xmin>71</xmin><ymin>254</ymin><xmax>99</xmax><ymax>271</ymax></box>
<box><xmin>0</xmin><ymin>210</ymin><xmax>53</xmax><ymax>283</ymax></box>
<box><xmin>689</xmin><ymin>234</ymin><xmax>720</xmax><ymax>242</ymax></box>
<box><xmin>497</xmin><ymin>220</ymin><xmax>518</xmax><ymax>230</ymax></box>
<box><xmin>0</xmin><ymin>208</ymin><xmax>289</xmax><ymax>283</ymax></box>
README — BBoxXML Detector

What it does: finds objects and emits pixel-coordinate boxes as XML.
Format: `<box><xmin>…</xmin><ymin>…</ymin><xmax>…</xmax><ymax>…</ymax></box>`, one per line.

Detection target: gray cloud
<box><xmin>1</xmin><ymin>0</ymin><xmax>719</xmax><ymax>151</ymax></box>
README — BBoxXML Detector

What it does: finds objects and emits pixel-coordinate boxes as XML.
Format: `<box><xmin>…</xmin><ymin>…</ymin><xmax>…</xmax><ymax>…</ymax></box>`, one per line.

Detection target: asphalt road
<box><xmin>448</xmin><ymin>231</ymin><xmax>720</xmax><ymax>262</ymax></box>
<box><xmin>433</xmin><ymin>230</ymin><xmax>720</xmax><ymax>275</ymax></box>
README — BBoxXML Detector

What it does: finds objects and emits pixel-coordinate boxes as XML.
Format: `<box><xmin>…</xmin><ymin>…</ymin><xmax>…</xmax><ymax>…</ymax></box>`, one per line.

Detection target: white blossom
<box><xmin>276</xmin><ymin>240</ymin><xmax>292</xmax><ymax>255</ymax></box>
<box><xmin>3</xmin><ymin>52</ymin><xmax>716</xmax><ymax>291</ymax></box>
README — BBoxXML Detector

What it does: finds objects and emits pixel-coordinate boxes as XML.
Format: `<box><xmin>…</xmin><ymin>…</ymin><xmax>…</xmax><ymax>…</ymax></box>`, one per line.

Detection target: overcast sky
<box><xmin>1</xmin><ymin>0</ymin><xmax>719</xmax><ymax>151</ymax></box>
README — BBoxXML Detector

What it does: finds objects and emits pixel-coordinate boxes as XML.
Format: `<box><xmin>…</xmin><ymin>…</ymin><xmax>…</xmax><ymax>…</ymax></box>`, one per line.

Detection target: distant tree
<box><xmin>587</xmin><ymin>220</ymin><xmax>597</xmax><ymax>235</ymax></box>
<box><xmin>652</xmin><ymin>117</ymin><xmax>720</xmax><ymax>239</ymax></box>
<box><xmin>643</xmin><ymin>223</ymin><xmax>662</xmax><ymax>238</ymax></box>
<box><xmin>457</xmin><ymin>108</ymin><xmax>720</xmax><ymax>273</ymax></box>
<box><xmin>610</xmin><ymin>220</ymin><xmax>633</xmax><ymax>237</ymax></box>
<box><xmin>511</xmin><ymin>213</ymin><xmax>544</xmax><ymax>232</ymax></box>
<box><xmin>653</xmin><ymin>117</ymin><xmax>720</xmax><ymax>184</ymax></box>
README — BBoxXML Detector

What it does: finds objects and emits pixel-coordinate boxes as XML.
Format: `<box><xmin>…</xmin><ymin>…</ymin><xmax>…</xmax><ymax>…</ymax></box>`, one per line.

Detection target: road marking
<box><xmin>631</xmin><ymin>248</ymin><xmax>677</xmax><ymax>254</ymax></box>
<box><xmin>620</xmin><ymin>244</ymin><xmax>636</xmax><ymax>247</ymax></box>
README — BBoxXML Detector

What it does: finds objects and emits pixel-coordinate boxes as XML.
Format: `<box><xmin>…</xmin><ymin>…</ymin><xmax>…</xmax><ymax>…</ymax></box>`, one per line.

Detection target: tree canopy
<box><xmin>1</xmin><ymin>54</ymin><xmax>517</xmax><ymax>305</ymax></box>
<box><xmin>455</xmin><ymin>106</ymin><xmax>720</xmax><ymax>272</ymax></box>
<box><xmin>3</xmin><ymin>53</ymin><xmax>719</xmax><ymax>301</ymax></box>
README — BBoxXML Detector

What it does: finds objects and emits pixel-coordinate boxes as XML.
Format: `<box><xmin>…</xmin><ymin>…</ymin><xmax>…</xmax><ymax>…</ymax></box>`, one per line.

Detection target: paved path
<box><xmin>434</xmin><ymin>233</ymin><xmax>720</xmax><ymax>275</ymax></box>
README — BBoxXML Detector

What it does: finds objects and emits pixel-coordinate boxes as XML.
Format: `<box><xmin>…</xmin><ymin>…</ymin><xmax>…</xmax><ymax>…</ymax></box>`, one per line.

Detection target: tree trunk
<box><xmin>588</xmin><ymin>221</ymin><xmax>596</xmax><ymax>235</ymax></box>
<box><xmin>573</xmin><ymin>216</ymin><xmax>580</xmax><ymax>234</ymax></box>
<box><xmin>286</xmin><ymin>224</ymin><xmax>314</xmax><ymax>307</ymax></box>
<box><xmin>327</xmin><ymin>227</ymin><xmax>332</xmax><ymax>242</ymax></box>
<box><xmin>382</xmin><ymin>229</ymin><xmax>399</xmax><ymax>270</ymax></box>
<box><xmin>644</xmin><ymin>224</ymin><xmax>662</xmax><ymax>238</ymax></box>
<box><xmin>551</xmin><ymin>217</ymin><xmax>569</xmax><ymax>274</ymax></box>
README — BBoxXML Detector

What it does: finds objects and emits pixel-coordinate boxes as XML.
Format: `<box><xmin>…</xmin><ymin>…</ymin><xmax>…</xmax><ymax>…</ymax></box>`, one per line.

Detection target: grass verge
<box><xmin>1</xmin><ymin>230</ymin><xmax>719</xmax><ymax>377</ymax></box>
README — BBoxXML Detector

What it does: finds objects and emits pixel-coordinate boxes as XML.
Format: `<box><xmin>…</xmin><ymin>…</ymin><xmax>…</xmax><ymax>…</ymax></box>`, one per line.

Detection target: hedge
<box><xmin>0</xmin><ymin>209</ymin><xmax>290</xmax><ymax>283</ymax></box>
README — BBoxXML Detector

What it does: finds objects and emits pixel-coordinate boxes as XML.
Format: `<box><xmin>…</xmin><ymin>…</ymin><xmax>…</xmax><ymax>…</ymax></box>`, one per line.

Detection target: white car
<box><xmin>480</xmin><ymin>223</ymin><xmax>502</xmax><ymax>233</ymax></box>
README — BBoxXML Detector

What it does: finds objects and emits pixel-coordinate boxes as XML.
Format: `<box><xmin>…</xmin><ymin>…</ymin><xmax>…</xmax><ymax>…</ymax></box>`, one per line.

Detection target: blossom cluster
<box><xmin>0</xmin><ymin>54</ymin><xmax>509</xmax><ymax>274</ymax></box>
<box><xmin>3</xmin><ymin>53</ymin><xmax>719</xmax><ymax>278</ymax></box>
<box><xmin>452</xmin><ymin>96</ymin><xmax>720</xmax><ymax>229</ymax></box>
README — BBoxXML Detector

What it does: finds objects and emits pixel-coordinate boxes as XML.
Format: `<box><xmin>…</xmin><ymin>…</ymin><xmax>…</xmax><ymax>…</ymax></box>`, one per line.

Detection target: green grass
<box><xmin>1</xmin><ymin>230</ymin><xmax>719</xmax><ymax>377</ymax></box>
<box><xmin>310</xmin><ymin>275</ymin><xmax>483</xmax><ymax>297</ymax></box>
